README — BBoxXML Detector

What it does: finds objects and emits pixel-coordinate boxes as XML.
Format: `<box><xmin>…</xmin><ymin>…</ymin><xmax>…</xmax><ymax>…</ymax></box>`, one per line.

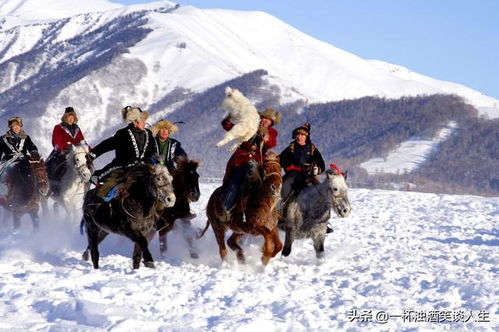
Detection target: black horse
<box><xmin>1</xmin><ymin>157</ymin><xmax>49</xmax><ymax>230</ymax></box>
<box><xmin>81</xmin><ymin>164</ymin><xmax>175</xmax><ymax>269</ymax></box>
<box><xmin>157</xmin><ymin>158</ymin><xmax>201</xmax><ymax>258</ymax></box>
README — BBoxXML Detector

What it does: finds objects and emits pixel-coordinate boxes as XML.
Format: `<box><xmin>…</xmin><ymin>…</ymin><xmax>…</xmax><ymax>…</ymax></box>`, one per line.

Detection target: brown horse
<box><xmin>2</xmin><ymin>157</ymin><xmax>49</xmax><ymax>230</ymax></box>
<box><xmin>200</xmin><ymin>151</ymin><xmax>283</xmax><ymax>265</ymax></box>
<box><xmin>157</xmin><ymin>158</ymin><xmax>201</xmax><ymax>258</ymax></box>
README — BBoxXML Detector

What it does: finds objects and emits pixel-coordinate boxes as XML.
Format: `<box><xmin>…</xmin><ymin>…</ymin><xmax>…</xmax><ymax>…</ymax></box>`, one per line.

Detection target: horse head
<box><xmin>67</xmin><ymin>144</ymin><xmax>92</xmax><ymax>182</ymax></box>
<box><xmin>262</xmin><ymin>151</ymin><xmax>282</xmax><ymax>203</ymax></box>
<box><xmin>173</xmin><ymin>157</ymin><xmax>201</xmax><ymax>203</ymax></box>
<box><xmin>149</xmin><ymin>163</ymin><xmax>176</xmax><ymax>210</ymax></box>
<box><xmin>325</xmin><ymin>167</ymin><xmax>351</xmax><ymax>218</ymax></box>
<box><xmin>28</xmin><ymin>157</ymin><xmax>49</xmax><ymax>196</ymax></box>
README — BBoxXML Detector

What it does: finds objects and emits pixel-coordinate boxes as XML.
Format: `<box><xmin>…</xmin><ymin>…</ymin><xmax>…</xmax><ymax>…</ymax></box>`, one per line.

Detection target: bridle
<box><xmin>263</xmin><ymin>160</ymin><xmax>282</xmax><ymax>199</ymax></box>
<box><xmin>72</xmin><ymin>150</ymin><xmax>92</xmax><ymax>181</ymax></box>
<box><xmin>28</xmin><ymin>158</ymin><xmax>49</xmax><ymax>190</ymax></box>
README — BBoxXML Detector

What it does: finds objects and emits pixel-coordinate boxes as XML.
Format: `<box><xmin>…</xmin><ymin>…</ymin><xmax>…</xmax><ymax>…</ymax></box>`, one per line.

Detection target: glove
<box><xmin>312</xmin><ymin>166</ymin><xmax>319</xmax><ymax>176</ymax></box>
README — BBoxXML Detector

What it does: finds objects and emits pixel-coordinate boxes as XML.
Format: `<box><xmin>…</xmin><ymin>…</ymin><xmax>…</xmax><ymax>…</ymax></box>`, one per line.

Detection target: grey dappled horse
<box><xmin>279</xmin><ymin>167</ymin><xmax>351</xmax><ymax>258</ymax></box>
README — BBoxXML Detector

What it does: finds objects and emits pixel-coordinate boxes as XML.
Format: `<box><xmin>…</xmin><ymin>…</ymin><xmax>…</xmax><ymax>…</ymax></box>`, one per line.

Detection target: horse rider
<box><xmin>279</xmin><ymin>122</ymin><xmax>327</xmax><ymax>223</ymax></box>
<box><xmin>45</xmin><ymin>107</ymin><xmax>88</xmax><ymax>196</ymax></box>
<box><xmin>220</xmin><ymin>108</ymin><xmax>282</xmax><ymax>214</ymax></box>
<box><xmin>88</xmin><ymin>106</ymin><xmax>158</xmax><ymax>199</ymax></box>
<box><xmin>0</xmin><ymin>117</ymin><xmax>41</xmax><ymax>204</ymax></box>
<box><xmin>151</xmin><ymin>119</ymin><xmax>187</xmax><ymax>172</ymax></box>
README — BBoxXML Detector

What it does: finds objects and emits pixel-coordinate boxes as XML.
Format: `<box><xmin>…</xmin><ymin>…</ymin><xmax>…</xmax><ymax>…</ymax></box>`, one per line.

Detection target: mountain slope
<box><xmin>0</xmin><ymin>0</ymin><xmax>497</xmax><ymax>195</ymax></box>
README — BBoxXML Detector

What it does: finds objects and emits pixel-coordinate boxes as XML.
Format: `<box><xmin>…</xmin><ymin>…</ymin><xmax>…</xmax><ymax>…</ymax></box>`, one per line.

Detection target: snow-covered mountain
<box><xmin>0</xmin><ymin>0</ymin><xmax>497</xmax><ymax>194</ymax></box>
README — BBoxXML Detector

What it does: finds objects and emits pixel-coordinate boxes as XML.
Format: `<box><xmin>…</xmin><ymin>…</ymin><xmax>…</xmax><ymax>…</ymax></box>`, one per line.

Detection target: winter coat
<box><xmin>155</xmin><ymin>137</ymin><xmax>187</xmax><ymax>171</ymax></box>
<box><xmin>221</xmin><ymin>117</ymin><xmax>278</xmax><ymax>181</ymax></box>
<box><xmin>91</xmin><ymin>124</ymin><xmax>158</xmax><ymax>170</ymax></box>
<box><xmin>51</xmin><ymin>123</ymin><xmax>86</xmax><ymax>151</ymax></box>
<box><xmin>279</xmin><ymin>141</ymin><xmax>325</xmax><ymax>175</ymax></box>
<box><xmin>0</xmin><ymin>130</ymin><xmax>38</xmax><ymax>162</ymax></box>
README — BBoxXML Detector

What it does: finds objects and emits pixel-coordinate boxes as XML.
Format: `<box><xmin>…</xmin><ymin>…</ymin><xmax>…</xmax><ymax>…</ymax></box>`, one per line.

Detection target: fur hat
<box><xmin>150</xmin><ymin>119</ymin><xmax>179</xmax><ymax>137</ymax></box>
<box><xmin>121</xmin><ymin>106</ymin><xmax>148</xmax><ymax>123</ymax></box>
<box><xmin>61</xmin><ymin>106</ymin><xmax>78</xmax><ymax>124</ymax></box>
<box><xmin>259</xmin><ymin>108</ymin><xmax>282</xmax><ymax>125</ymax></box>
<box><xmin>292</xmin><ymin>122</ymin><xmax>311</xmax><ymax>138</ymax></box>
<box><xmin>8</xmin><ymin>116</ymin><xmax>23</xmax><ymax>128</ymax></box>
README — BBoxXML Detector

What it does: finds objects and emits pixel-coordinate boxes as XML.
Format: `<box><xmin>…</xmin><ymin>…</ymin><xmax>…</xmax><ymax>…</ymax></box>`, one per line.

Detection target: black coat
<box><xmin>0</xmin><ymin>130</ymin><xmax>38</xmax><ymax>162</ymax></box>
<box><xmin>279</xmin><ymin>141</ymin><xmax>325</xmax><ymax>174</ymax></box>
<box><xmin>91</xmin><ymin>124</ymin><xmax>158</xmax><ymax>168</ymax></box>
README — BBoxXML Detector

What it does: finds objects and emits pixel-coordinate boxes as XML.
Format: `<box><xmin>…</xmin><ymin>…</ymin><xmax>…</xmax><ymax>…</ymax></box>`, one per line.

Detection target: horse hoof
<box><xmin>190</xmin><ymin>252</ymin><xmax>199</xmax><ymax>259</ymax></box>
<box><xmin>82</xmin><ymin>251</ymin><xmax>89</xmax><ymax>261</ymax></box>
<box><xmin>281</xmin><ymin>247</ymin><xmax>291</xmax><ymax>257</ymax></box>
<box><xmin>144</xmin><ymin>261</ymin><xmax>155</xmax><ymax>269</ymax></box>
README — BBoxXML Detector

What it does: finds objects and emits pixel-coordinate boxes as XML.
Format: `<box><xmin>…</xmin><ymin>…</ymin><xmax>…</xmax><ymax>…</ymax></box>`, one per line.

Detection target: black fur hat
<box><xmin>292</xmin><ymin>122</ymin><xmax>310</xmax><ymax>138</ymax></box>
<box><xmin>61</xmin><ymin>106</ymin><xmax>78</xmax><ymax>123</ymax></box>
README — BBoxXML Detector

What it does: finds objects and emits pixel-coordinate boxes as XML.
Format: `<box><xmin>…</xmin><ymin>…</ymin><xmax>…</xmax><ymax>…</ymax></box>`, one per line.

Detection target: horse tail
<box><xmin>79</xmin><ymin>217</ymin><xmax>85</xmax><ymax>235</ymax></box>
<box><xmin>197</xmin><ymin>219</ymin><xmax>210</xmax><ymax>239</ymax></box>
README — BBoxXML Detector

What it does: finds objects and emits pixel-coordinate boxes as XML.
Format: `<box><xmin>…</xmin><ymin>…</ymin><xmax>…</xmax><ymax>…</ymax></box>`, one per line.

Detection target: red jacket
<box><xmin>222</xmin><ymin>118</ymin><xmax>278</xmax><ymax>181</ymax></box>
<box><xmin>52</xmin><ymin>123</ymin><xmax>86</xmax><ymax>151</ymax></box>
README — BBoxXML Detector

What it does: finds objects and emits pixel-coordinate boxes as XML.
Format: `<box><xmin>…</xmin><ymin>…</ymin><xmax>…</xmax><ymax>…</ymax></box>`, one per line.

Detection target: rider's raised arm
<box><xmin>90</xmin><ymin>135</ymin><xmax>117</xmax><ymax>159</ymax></box>
<box><xmin>24</xmin><ymin>135</ymin><xmax>39</xmax><ymax>156</ymax></box>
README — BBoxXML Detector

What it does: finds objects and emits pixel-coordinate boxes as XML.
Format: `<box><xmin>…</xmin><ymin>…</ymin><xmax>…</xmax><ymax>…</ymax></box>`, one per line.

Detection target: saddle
<box><xmin>95</xmin><ymin>169</ymin><xmax>125</xmax><ymax>199</ymax></box>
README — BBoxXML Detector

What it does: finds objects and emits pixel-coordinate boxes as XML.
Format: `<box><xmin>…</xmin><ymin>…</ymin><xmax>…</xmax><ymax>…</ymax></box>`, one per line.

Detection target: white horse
<box><xmin>42</xmin><ymin>144</ymin><xmax>93</xmax><ymax>221</ymax></box>
<box><xmin>279</xmin><ymin>167</ymin><xmax>351</xmax><ymax>258</ymax></box>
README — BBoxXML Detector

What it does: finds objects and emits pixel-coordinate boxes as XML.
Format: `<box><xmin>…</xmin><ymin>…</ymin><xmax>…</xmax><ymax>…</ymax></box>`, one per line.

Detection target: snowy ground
<box><xmin>0</xmin><ymin>182</ymin><xmax>497</xmax><ymax>331</ymax></box>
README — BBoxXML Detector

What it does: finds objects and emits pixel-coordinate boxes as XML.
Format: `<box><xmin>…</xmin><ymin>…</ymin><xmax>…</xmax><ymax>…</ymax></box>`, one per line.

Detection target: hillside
<box><xmin>0</xmin><ymin>0</ymin><xmax>497</xmax><ymax>195</ymax></box>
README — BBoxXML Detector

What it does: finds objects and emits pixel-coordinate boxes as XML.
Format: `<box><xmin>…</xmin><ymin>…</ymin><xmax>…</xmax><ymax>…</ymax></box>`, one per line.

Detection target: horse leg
<box><xmin>270</xmin><ymin>227</ymin><xmax>283</xmax><ymax>258</ymax></box>
<box><xmin>12</xmin><ymin>212</ymin><xmax>21</xmax><ymax>230</ymax></box>
<box><xmin>29</xmin><ymin>211</ymin><xmax>39</xmax><ymax>231</ymax></box>
<box><xmin>82</xmin><ymin>229</ymin><xmax>108</xmax><ymax>261</ymax></box>
<box><xmin>282</xmin><ymin>227</ymin><xmax>295</xmax><ymax>257</ymax></box>
<box><xmin>261</xmin><ymin>230</ymin><xmax>275</xmax><ymax>266</ymax></box>
<box><xmin>227</xmin><ymin>232</ymin><xmax>245</xmax><ymax>263</ymax></box>
<box><xmin>313</xmin><ymin>232</ymin><xmax>326</xmax><ymax>259</ymax></box>
<box><xmin>86</xmin><ymin>222</ymin><xmax>101</xmax><ymax>269</ymax></box>
<box><xmin>40</xmin><ymin>196</ymin><xmax>49</xmax><ymax>217</ymax></box>
<box><xmin>181</xmin><ymin>219</ymin><xmax>199</xmax><ymax>259</ymax></box>
<box><xmin>158</xmin><ymin>218</ymin><xmax>175</xmax><ymax>257</ymax></box>
<box><xmin>212</xmin><ymin>221</ymin><xmax>228</xmax><ymax>262</ymax></box>
<box><xmin>129</xmin><ymin>233</ymin><xmax>154</xmax><ymax>269</ymax></box>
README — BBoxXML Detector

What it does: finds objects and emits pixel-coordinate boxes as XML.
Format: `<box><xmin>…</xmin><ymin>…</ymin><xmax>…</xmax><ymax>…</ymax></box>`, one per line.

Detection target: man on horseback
<box><xmin>279</xmin><ymin>122</ymin><xmax>328</xmax><ymax>229</ymax></box>
<box><xmin>151</xmin><ymin>119</ymin><xmax>187</xmax><ymax>172</ymax></box>
<box><xmin>220</xmin><ymin>108</ymin><xmax>282</xmax><ymax>215</ymax></box>
<box><xmin>0</xmin><ymin>117</ymin><xmax>41</xmax><ymax>204</ymax></box>
<box><xmin>45</xmin><ymin>107</ymin><xmax>88</xmax><ymax>196</ymax></box>
<box><xmin>88</xmin><ymin>106</ymin><xmax>158</xmax><ymax>199</ymax></box>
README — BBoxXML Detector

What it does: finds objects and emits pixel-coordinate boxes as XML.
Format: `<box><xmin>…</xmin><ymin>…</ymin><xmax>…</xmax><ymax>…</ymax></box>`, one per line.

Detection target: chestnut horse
<box><xmin>200</xmin><ymin>151</ymin><xmax>283</xmax><ymax>265</ymax></box>
<box><xmin>81</xmin><ymin>164</ymin><xmax>175</xmax><ymax>269</ymax></box>
<box><xmin>157</xmin><ymin>158</ymin><xmax>201</xmax><ymax>258</ymax></box>
<box><xmin>2</xmin><ymin>157</ymin><xmax>49</xmax><ymax>230</ymax></box>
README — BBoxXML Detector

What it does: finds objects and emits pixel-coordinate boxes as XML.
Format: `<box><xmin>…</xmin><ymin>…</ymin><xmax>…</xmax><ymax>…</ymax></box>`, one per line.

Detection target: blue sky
<box><xmin>114</xmin><ymin>0</ymin><xmax>499</xmax><ymax>99</ymax></box>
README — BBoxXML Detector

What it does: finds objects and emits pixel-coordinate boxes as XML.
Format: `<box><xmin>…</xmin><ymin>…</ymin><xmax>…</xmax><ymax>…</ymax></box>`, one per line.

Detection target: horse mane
<box><xmin>172</xmin><ymin>157</ymin><xmax>199</xmax><ymax>177</ymax></box>
<box><xmin>117</xmin><ymin>165</ymin><xmax>156</xmax><ymax>217</ymax></box>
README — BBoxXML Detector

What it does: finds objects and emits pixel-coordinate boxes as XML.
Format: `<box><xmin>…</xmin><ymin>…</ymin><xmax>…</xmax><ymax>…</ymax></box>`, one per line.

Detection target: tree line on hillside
<box><xmin>166</xmin><ymin>74</ymin><xmax>498</xmax><ymax>196</ymax></box>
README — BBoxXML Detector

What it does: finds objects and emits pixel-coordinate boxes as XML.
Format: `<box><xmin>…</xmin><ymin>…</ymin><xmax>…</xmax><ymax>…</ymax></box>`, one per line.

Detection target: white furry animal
<box><xmin>216</xmin><ymin>86</ymin><xmax>260</xmax><ymax>151</ymax></box>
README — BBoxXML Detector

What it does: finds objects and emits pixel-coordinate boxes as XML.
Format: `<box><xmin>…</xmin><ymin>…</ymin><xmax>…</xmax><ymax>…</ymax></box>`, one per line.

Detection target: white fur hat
<box><xmin>121</xmin><ymin>106</ymin><xmax>148</xmax><ymax>123</ymax></box>
<box><xmin>150</xmin><ymin>120</ymin><xmax>179</xmax><ymax>136</ymax></box>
